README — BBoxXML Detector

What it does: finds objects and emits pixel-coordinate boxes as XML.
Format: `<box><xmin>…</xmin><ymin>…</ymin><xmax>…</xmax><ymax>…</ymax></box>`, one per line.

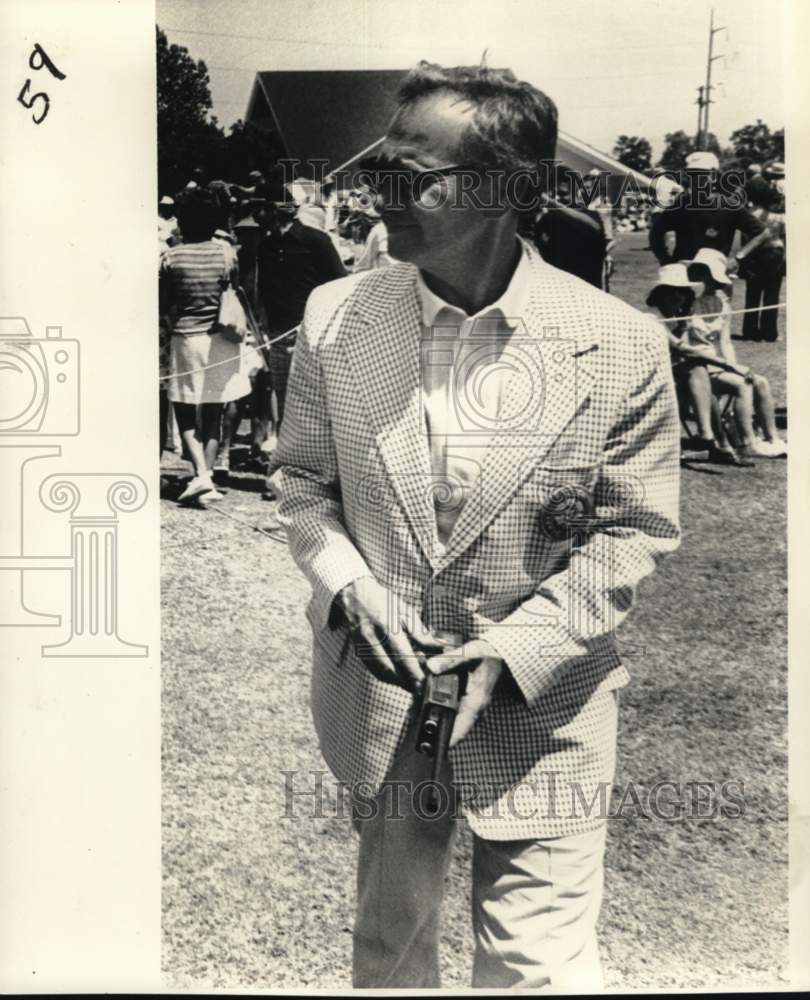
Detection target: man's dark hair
<box><xmin>396</xmin><ymin>60</ymin><xmax>558</xmax><ymax>173</ymax></box>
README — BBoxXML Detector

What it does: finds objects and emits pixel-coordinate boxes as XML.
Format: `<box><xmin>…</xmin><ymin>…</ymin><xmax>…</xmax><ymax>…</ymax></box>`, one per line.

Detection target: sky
<box><xmin>157</xmin><ymin>0</ymin><xmax>785</xmax><ymax>161</ymax></box>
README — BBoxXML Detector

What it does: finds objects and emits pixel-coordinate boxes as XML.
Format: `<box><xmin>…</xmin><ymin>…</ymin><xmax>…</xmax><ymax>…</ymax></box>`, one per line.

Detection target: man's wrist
<box><xmin>329</xmin><ymin>575</ymin><xmax>373</xmax><ymax>629</ymax></box>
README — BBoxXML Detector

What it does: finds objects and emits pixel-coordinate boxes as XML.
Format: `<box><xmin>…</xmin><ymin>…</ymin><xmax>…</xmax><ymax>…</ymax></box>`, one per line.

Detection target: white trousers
<box><xmin>352</xmin><ymin>727</ymin><xmax>608</xmax><ymax>990</ymax></box>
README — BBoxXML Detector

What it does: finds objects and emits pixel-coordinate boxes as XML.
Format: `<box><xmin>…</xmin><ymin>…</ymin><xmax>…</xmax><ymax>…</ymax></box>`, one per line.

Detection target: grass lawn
<box><xmin>161</xmin><ymin>230</ymin><xmax>787</xmax><ymax>990</ymax></box>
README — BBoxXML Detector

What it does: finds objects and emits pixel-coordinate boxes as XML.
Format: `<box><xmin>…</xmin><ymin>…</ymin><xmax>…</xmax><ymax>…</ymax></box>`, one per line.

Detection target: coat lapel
<box><xmin>341</xmin><ymin>266</ymin><xmax>440</xmax><ymax>568</ymax></box>
<box><xmin>436</xmin><ymin>251</ymin><xmax>600</xmax><ymax>569</ymax></box>
<box><xmin>339</xmin><ymin>252</ymin><xmax>601</xmax><ymax>573</ymax></box>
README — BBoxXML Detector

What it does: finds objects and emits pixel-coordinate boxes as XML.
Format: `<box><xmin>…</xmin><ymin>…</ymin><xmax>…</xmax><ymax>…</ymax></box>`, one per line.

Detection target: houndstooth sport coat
<box><xmin>269</xmin><ymin>239</ymin><xmax>681</xmax><ymax>839</ymax></box>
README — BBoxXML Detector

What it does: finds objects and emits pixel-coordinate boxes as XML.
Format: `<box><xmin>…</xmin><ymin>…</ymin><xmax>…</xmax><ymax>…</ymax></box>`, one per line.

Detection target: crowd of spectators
<box><xmin>158</xmin><ymin>152</ymin><xmax>786</xmax><ymax>504</ymax></box>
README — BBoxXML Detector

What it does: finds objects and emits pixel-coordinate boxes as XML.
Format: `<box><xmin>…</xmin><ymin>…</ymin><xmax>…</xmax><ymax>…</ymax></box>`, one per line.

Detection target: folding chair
<box><xmin>674</xmin><ymin>369</ymin><xmax>736</xmax><ymax>449</ymax></box>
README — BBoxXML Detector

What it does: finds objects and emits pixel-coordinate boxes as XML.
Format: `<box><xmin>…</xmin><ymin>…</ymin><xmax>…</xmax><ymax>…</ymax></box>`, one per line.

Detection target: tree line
<box><xmin>613</xmin><ymin>122</ymin><xmax>784</xmax><ymax>175</ymax></box>
<box><xmin>157</xmin><ymin>25</ymin><xmax>784</xmax><ymax>196</ymax></box>
<box><xmin>157</xmin><ymin>26</ymin><xmax>283</xmax><ymax>195</ymax></box>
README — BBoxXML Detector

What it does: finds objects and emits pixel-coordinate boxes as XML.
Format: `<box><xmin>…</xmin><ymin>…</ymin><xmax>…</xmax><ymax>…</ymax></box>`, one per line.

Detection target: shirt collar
<box><xmin>415</xmin><ymin>241</ymin><xmax>531</xmax><ymax>331</ymax></box>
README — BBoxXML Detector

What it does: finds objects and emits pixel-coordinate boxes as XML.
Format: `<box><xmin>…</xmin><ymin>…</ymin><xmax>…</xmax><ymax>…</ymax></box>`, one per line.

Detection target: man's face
<box><xmin>376</xmin><ymin>92</ymin><xmax>501</xmax><ymax>271</ymax></box>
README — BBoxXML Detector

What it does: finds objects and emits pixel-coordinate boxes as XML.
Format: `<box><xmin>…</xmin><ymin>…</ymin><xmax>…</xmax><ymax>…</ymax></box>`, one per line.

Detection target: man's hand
<box><xmin>335</xmin><ymin>576</ymin><xmax>445</xmax><ymax>693</ymax></box>
<box><xmin>426</xmin><ymin>639</ymin><xmax>504</xmax><ymax>747</ymax></box>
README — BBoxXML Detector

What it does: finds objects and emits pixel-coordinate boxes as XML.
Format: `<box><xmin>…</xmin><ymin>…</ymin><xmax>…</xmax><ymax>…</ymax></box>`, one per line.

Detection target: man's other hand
<box><xmin>335</xmin><ymin>576</ymin><xmax>445</xmax><ymax>693</ymax></box>
<box><xmin>426</xmin><ymin>639</ymin><xmax>504</xmax><ymax>747</ymax></box>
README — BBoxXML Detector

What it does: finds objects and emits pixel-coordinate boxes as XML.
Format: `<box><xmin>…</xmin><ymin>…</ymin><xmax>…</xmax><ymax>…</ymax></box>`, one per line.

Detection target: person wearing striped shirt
<box><xmin>159</xmin><ymin>191</ymin><xmax>251</xmax><ymax>504</ymax></box>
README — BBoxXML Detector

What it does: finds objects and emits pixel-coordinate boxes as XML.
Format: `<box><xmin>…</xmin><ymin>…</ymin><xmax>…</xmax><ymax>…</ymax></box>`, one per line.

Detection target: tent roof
<box><xmin>247</xmin><ymin>69</ymin><xmax>655</xmax><ymax>191</ymax></box>
<box><xmin>248</xmin><ymin>69</ymin><xmax>405</xmax><ymax>178</ymax></box>
<box><xmin>557</xmin><ymin>131</ymin><xmax>653</xmax><ymax>192</ymax></box>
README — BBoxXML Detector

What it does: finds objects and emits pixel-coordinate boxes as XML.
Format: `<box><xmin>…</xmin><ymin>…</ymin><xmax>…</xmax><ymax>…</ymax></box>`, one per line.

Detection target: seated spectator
<box><xmin>686</xmin><ymin>249</ymin><xmax>787</xmax><ymax>458</ymax></box>
<box><xmin>646</xmin><ymin>264</ymin><xmax>749</xmax><ymax>466</ymax></box>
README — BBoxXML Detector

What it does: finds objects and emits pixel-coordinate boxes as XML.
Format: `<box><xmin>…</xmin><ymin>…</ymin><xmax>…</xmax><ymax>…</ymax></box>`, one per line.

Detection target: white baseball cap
<box><xmin>685</xmin><ymin>151</ymin><xmax>720</xmax><ymax>171</ymax></box>
<box><xmin>650</xmin><ymin>174</ymin><xmax>684</xmax><ymax>208</ymax></box>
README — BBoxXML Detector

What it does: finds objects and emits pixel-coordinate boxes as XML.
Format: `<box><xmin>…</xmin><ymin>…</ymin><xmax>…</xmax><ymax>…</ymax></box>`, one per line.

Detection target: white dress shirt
<box><xmin>416</xmin><ymin>244</ymin><xmax>531</xmax><ymax>549</ymax></box>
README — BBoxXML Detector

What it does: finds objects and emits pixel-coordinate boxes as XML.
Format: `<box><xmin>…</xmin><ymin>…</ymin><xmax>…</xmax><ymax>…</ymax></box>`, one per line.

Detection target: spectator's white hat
<box><xmin>160</xmin><ymin>195</ymin><xmax>175</xmax><ymax>206</ymax></box>
<box><xmin>685</xmin><ymin>151</ymin><xmax>720</xmax><ymax>170</ymax></box>
<box><xmin>765</xmin><ymin>161</ymin><xmax>785</xmax><ymax>178</ymax></box>
<box><xmin>646</xmin><ymin>263</ymin><xmax>702</xmax><ymax>305</ymax></box>
<box><xmin>687</xmin><ymin>247</ymin><xmax>732</xmax><ymax>287</ymax></box>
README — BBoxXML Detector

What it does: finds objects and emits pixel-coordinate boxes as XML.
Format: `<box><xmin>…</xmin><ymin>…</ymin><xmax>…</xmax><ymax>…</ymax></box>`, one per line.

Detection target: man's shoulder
<box><xmin>296</xmin><ymin>220</ymin><xmax>325</xmax><ymax>241</ymax></box>
<box><xmin>530</xmin><ymin>257</ymin><xmax>668</xmax><ymax>359</ymax></box>
<box><xmin>303</xmin><ymin>263</ymin><xmax>414</xmax><ymax>337</ymax></box>
<box><xmin>532</xmin><ymin>254</ymin><xmax>653</xmax><ymax>321</ymax></box>
<box><xmin>295</xmin><ymin>221</ymin><xmax>337</xmax><ymax>249</ymax></box>
<box><xmin>161</xmin><ymin>241</ymin><xmax>219</xmax><ymax>261</ymax></box>
<box><xmin>313</xmin><ymin>260</ymin><xmax>413</xmax><ymax>300</ymax></box>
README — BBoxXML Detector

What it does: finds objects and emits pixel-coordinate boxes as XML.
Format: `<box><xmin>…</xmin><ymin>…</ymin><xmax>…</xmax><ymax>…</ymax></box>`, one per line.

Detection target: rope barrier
<box><xmin>647</xmin><ymin>302</ymin><xmax>786</xmax><ymax>324</ymax></box>
<box><xmin>159</xmin><ymin>324</ymin><xmax>299</xmax><ymax>382</ymax></box>
<box><xmin>205</xmin><ymin>501</ymin><xmax>288</xmax><ymax>544</ymax></box>
<box><xmin>159</xmin><ymin>302</ymin><xmax>784</xmax><ymax>383</ymax></box>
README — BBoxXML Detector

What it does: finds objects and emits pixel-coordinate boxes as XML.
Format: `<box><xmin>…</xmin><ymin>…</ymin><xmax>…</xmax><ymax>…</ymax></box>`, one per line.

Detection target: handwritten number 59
<box><xmin>17</xmin><ymin>43</ymin><xmax>66</xmax><ymax>125</ymax></box>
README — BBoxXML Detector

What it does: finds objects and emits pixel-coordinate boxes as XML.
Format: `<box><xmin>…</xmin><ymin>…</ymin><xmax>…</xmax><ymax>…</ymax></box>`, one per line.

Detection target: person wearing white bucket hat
<box><xmin>647</xmin><ymin>263</ymin><xmax>751</xmax><ymax>466</ymax></box>
<box><xmin>686</xmin><ymin>249</ymin><xmax>786</xmax><ymax>458</ymax></box>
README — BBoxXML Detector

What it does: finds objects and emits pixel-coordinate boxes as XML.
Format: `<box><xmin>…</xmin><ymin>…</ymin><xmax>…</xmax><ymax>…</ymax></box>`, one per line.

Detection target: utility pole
<box><xmin>698</xmin><ymin>8</ymin><xmax>726</xmax><ymax>150</ymax></box>
<box><xmin>695</xmin><ymin>85</ymin><xmax>705</xmax><ymax>147</ymax></box>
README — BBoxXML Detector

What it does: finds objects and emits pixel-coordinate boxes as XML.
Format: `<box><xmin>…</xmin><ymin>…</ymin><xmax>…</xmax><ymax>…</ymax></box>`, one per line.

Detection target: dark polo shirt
<box><xmin>531</xmin><ymin>204</ymin><xmax>607</xmax><ymax>288</ymax></box>
<box><xmin>257</xmin><ymin>219</ymin><xmax>347</xmax><ymax>336</ymax></box>
<box><xmin>650</xmin><ymin>195</ymin><xmax>764</xmax><ymax>264</ymax></box>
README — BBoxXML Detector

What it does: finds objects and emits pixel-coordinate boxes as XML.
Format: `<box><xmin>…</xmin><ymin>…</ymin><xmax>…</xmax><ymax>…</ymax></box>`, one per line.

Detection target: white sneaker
<box><xmin>197</xmin><ymin>487</ymin><xmax>224</xmax><ymax>506</ymax></box>
<box><xmin>741</xmin><ymin>438</ymin><xmax>787</xmax><ymax>459</ymax></box>
<box><xmin>178</xmin><ymin>475</ymin><xmax>215</xmax><ymax>501</ymax></box>
<box><xmin>758</xmin><ymin>438</ymin><xmax>787</xmax><ymax>458</ymax></box>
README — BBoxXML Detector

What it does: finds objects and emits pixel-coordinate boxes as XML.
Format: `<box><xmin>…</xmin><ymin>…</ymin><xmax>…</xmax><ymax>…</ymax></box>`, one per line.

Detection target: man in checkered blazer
<box><xmin>269</xmin><ymin>61</ymin><xmax>681</xmax><ymax>989</ymax></box>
